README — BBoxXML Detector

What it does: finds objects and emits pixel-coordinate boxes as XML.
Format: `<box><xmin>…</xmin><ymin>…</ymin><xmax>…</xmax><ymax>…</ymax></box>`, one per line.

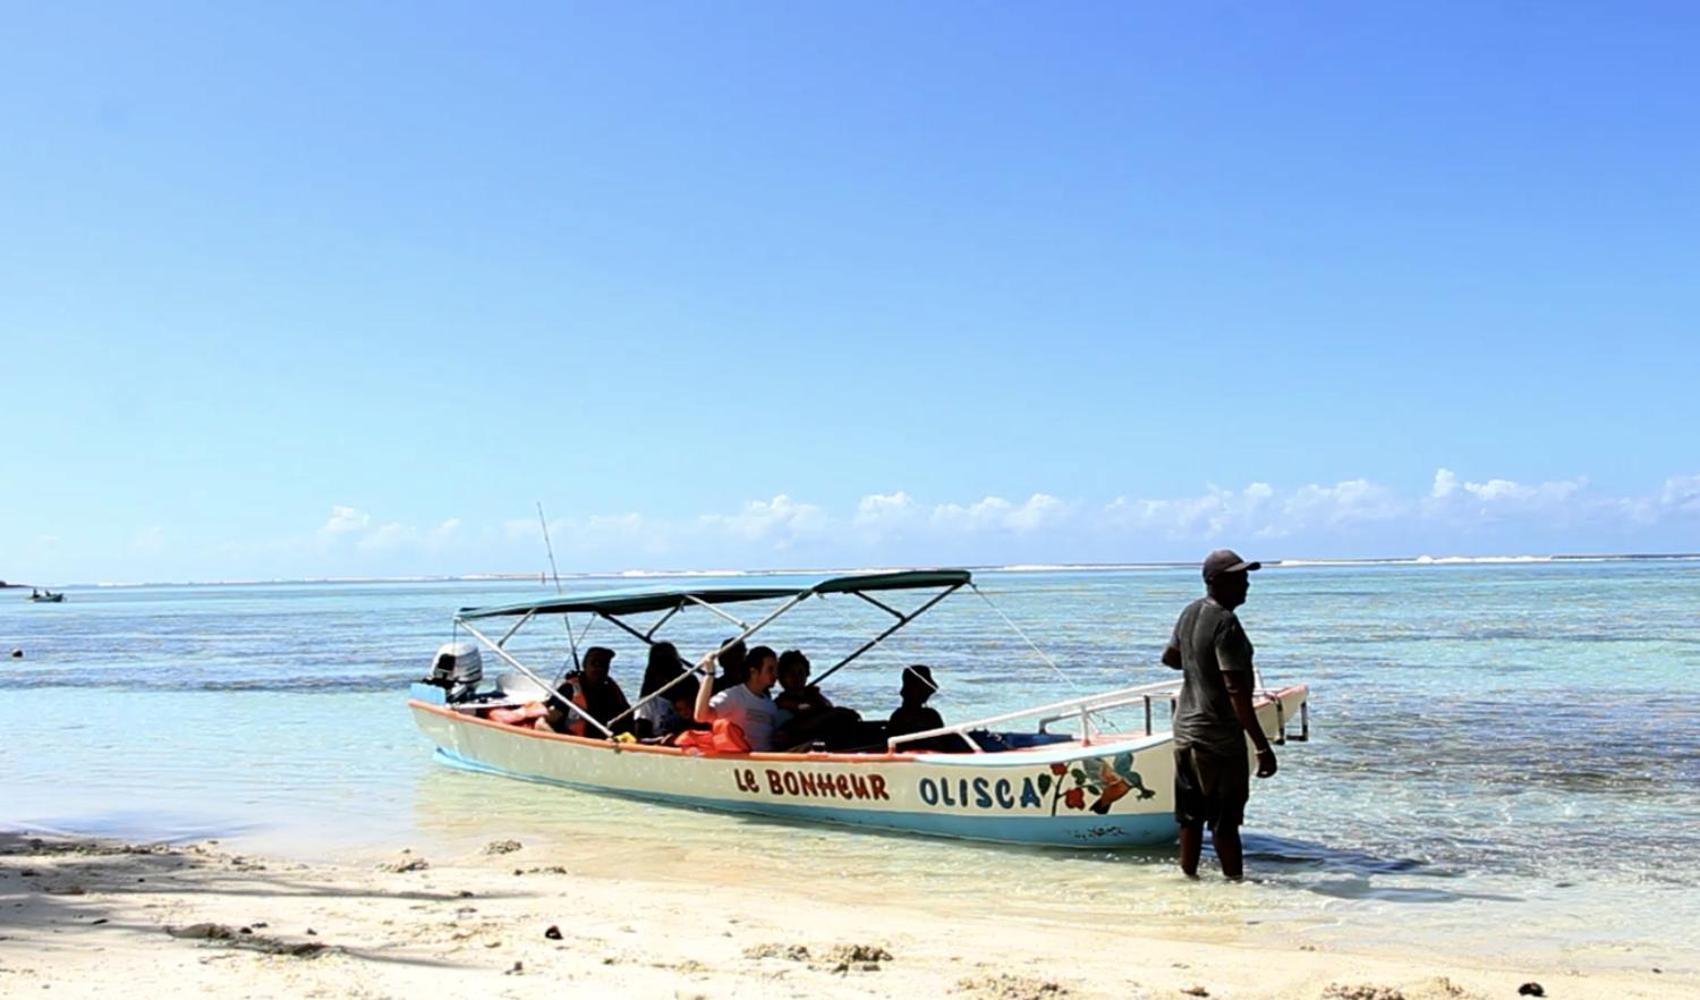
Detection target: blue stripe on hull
<box><xmin>433</xmin><ymin>747</ymin><xmax>1178</xmax><ymax>849</ymax></box>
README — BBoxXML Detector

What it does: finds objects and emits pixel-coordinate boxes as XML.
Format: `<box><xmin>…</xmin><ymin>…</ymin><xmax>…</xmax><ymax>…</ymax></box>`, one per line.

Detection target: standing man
<box><xmin>1162</xmin><ymin>549</ymin><xmax>1278</xmax><ymax>880</ymax></box>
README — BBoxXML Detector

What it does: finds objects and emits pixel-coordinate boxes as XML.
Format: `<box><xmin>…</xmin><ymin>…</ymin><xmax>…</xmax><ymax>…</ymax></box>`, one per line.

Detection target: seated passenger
<box><xmin>694</xmin><ymin>644</ymin><xmax>788</xmax><ymax>752</ymax></box>
<box><xmin>632</xmin><ymin>641</ymin><xmax>694</xmax><ymax>740</ymax></box>
<box><xmin>709</xmin><ymin>637</ymin><xmax>748</xmax><ymax>694</ymax></box>
<box><xmin>773</xmin><ymin>649</ymin><xmax>861</xmax><ymax>749</ymax></box>
<box><xmin>543</xmin><ymin>646</ymin><xmax>632</xmax><ymax>738</ymax></box>
<box><xmin>887</xmin><ymin>664</ymin><xmax>945</xmax><ymax>740</ymax></box>
<box><xmin>774</xmin><ymin>649</ymin><xmax>833</xmax><ymax>715</ymax></box>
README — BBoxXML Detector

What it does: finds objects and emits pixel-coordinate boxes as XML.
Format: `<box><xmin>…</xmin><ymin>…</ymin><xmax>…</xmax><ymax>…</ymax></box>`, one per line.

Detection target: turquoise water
<box><xmin>3</xmin><ymin>563</ymin><xmax>1697</xmax><ymax>967</ymax></box>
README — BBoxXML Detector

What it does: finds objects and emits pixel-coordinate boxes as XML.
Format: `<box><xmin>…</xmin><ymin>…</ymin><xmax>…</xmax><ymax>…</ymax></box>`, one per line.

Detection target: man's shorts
<box><xmin>1174</xmin><ymin>745</ymin><xmax>1250</xmax><ymax>830</ymax></box>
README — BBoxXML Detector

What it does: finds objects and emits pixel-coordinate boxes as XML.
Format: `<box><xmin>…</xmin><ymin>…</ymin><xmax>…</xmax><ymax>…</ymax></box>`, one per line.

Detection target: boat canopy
<box><xmin>456</xmin><ymin>569</ymin><xmax>972</xmax><ymax>621</ymax></box>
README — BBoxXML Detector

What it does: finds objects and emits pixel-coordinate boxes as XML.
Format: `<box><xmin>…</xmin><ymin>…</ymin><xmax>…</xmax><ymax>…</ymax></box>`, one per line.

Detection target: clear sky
<box><xmin>4</xmin><ymin>2</ymin><xmax>1697</xmax><ymax>582</ymax></box>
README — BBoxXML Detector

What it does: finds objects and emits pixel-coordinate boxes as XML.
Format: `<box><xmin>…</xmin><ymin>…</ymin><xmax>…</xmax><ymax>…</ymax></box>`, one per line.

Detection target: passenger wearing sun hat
<box><xmin>1160</xmin><ymin>549</ymin><xmax>1277</xmax><ymax>881</ymax></box>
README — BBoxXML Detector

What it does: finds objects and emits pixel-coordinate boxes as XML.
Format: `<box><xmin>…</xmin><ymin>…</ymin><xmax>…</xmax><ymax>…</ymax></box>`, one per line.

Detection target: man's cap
<box><xmin>584</xmin><ymin>646</ymin><xmax>616</xmax><ymax>662</ymax></box>
<box><xmin>1202</xmin><ymin>549</ymin><xmax>1262</xmax><ymax>581</ymax></box>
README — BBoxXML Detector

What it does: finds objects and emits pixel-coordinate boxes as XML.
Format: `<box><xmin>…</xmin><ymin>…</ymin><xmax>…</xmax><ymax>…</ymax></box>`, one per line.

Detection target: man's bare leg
<box><xmin>1178</xmin><ymin>822</ymin><xmax>1205</xmax><ymax>878</ymax></box>
<box><xmin>1212</xmin><ymin>822</ymin><xmax>1244</xmax><ymax>880</ymax></box>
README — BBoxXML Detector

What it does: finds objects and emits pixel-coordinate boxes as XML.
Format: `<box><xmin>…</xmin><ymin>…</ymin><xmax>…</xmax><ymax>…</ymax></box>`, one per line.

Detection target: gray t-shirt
<box><xmin>706</xmin><ymin>684</ymin><xmax>791</xmax><ymax>752</ymax></box>
<box><xmin>1166</xmin><ymin>597</ymin><xmax>1255</xmax><ymax>757</ymax></box>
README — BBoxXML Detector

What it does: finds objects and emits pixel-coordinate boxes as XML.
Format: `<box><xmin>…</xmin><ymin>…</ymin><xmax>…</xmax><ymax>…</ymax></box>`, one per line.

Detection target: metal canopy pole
<box><xmin>456</xmin><ymin>618</ymin><xmax>614</xmax><ymax>738</ymax></box>
<box><xmin>496</xmin><ymin>609</ymin><xmax>537</xmax><ymax>649</ymax></box>
<box><xmin>809</xmin><ymin>584</ymin><xmax>961</xmax><ymax>688</ymax></box>
<box><xmin>852</xmin><ymin>591</ymin><xmax>905</xmax><ymax>620</ymax></box>
<box><xmin>645</xmin><ymin>602</ymin><xmax>684</xmax><ymax>639</ymax></box>
<box><xmin>599</xmin><ymin>592</ymin><xmax>809</xmax><ymax>730</ymax></box>
<box><xmin>684</xmin><ymin>594</ymin><xmax>749</xmax><ymax>631</ymax></box>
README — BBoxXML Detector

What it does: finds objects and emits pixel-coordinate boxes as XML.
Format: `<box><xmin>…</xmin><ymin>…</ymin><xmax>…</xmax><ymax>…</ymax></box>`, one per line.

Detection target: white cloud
<box><xmin>1284</xmin><ymin>479</ymin><xmax>1405</xmax><ymax>526</ymax></box>
<box><xmin>320</xmin><ymin>505</ymin><xmax>371</xmax><ymax>536</ymax></box>
<box><xmin>1006</xmin><ymin>493</ymin><xmax>1066</xmax><ymax>532</ymax></box>
<box><xmin>1655</xmin><ymin>475</ymin><xmax>1700</xmax><ymax>515</ymax></box>
<box><xmin>1422</xmin><ymin>470</ymin><xmax>1590</xmax><ymax>526</ymax></box>
<box><xmin>698</xmin><ymin>495</ymin><xmax>829</xmax><ymax>549</ymax></box>
<box><xmin>854</xmin><ymin>491</ymin><xmax>917</xmax><ymax>528</ymax></box>
<box><xmin>178</xmin><ymin>471</ymin><xmax>1700</xmax><ymax>581</ymax></box>
<box><xmin>931</xmin><ymin>494</ymin><xmax>1070</xmax><ymax>534</ymax></box>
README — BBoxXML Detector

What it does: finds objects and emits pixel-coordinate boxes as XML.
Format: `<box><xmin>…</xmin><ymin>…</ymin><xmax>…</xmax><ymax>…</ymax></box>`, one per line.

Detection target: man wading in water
<box><xmin>1162</xmin><ymin>549</ymin><xmax>1278</xmax><ymax>880</ymax></box>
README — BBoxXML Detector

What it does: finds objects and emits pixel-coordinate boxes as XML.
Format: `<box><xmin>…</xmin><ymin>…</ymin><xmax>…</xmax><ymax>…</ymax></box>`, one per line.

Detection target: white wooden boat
<box><xmin>408</xmin><ymin>570</ymin><xmax>1308</xmax><ymax>849</ymax></box>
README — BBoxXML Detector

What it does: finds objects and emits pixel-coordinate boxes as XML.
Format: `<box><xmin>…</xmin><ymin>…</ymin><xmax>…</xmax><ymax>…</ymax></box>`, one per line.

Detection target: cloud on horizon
<box><xmin>303</xmin><ymin>468</ymin><xmax>1700</xmax><ymax>577</ymax></box>
<box><xmin>24</xmin><ymin>469</ymin><xmax>1699</xmax><ymax>583</ymax></box>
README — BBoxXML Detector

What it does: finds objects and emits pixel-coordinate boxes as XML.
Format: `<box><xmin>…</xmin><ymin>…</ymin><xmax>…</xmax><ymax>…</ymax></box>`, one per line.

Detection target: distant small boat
<box><xmin>28</xmin><ymin>590</ymin><xmax>65</xmax><ymax>603</ymax></box>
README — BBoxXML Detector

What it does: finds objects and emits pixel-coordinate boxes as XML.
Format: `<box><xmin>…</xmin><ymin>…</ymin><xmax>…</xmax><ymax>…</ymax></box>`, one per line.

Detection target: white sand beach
<box><xmin>2</xmin><ymin>833</ymin><xmax>1688</xmax><ymax>1000</ymax></box>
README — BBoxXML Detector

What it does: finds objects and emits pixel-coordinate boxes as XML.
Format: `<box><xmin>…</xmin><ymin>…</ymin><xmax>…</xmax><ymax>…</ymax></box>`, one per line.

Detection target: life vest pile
<box><xmin>676</xmin><ymin>719</ymin><xmax>752</xmax><ymax>754</ymax></box>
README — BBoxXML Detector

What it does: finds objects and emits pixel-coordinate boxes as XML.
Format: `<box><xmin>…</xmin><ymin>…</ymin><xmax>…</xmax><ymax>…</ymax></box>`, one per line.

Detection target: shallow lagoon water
<box><xmin>3</xmin><ymin>563</ymin><xmax>1697</xmax><ymax>969</ymax></box>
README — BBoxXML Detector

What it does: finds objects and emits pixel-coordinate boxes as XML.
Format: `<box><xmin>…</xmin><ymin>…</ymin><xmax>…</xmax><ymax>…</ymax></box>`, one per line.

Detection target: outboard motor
<box><xmin>424</xmin><ymin>641</ymin><xmax>484</xmax><ymax>704</ymax></box>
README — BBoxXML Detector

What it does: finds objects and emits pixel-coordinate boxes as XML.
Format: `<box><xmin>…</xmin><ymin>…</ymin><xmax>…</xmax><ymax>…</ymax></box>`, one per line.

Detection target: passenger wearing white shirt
<box><xmin>694</xmin><ymin>644</ymin><xmax>790</xmax><ymax>751</ymax></box>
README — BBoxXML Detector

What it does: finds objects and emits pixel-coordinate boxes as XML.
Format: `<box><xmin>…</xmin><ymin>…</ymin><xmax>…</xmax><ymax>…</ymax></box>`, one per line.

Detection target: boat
<box><xmin>407</xmin><ymin>569</ymin><xmax>1309</xmax><ymax>849</ymax></box>
<box><xmin>28</xmin><ymin>589</ymin><xmax>65</xmax><ymax>603</ymax></box>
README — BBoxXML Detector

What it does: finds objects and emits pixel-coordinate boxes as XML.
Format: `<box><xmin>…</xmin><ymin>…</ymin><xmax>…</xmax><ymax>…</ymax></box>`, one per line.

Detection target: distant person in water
<box><xmin>1162</xmin><ymin>549</ymin><xmax>1278</xmax><ymax>881</ymax></box>
<box><xmin>709</xmin><ymin>637</ymin><xmax>748</xmax><ymax>694</ymax></box>
<box><xmin>694</xmin><ymin>644</ymin><xmax>787</xmax><ymax>751</ymax></box>
<box><xmin>544</xmin><ymin>646</ymin><xmax>632</xmax><ymax>739</ymax></box>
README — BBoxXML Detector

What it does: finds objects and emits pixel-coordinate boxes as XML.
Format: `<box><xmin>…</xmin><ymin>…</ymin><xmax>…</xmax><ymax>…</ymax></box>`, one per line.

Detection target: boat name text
<box><xmin>734</xmin><ymin>769</ymin><xmax>891</xmax><ymax>801</ymax></box>
<box><xmin>917</xmin><ymin>776</ymin><xmax>1045</xmax><ymax>811</ymax></box>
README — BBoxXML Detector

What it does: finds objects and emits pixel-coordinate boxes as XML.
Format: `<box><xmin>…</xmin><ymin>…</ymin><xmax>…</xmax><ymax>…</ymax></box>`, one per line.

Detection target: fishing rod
<box><xmin>536</xmin><ymin>500</ymin><xmax>581</xmax><ymax>677</ymax></box>
<box><xmin>537</xmin><ymin>500</ymin><xmax>563</xmax><ymax>594</ymax></box>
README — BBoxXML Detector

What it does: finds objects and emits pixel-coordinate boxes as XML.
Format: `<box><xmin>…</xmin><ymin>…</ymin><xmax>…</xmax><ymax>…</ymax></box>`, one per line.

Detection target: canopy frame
<box><xmin>450</xmin><ymin>570</ymin><xmax>973</xmax><ymax>732</ymax></box>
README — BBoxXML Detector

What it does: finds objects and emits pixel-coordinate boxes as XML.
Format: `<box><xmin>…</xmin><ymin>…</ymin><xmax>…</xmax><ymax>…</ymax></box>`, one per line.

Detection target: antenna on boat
<box><xmin>537</xmin><ymin>500</ymin><xmax>581</xmax><ymax>679</ymax></box>
<box><xmin>537</xmin><ymin>501</ymin><xmax>563</xmax><ymax>594</ymax></box>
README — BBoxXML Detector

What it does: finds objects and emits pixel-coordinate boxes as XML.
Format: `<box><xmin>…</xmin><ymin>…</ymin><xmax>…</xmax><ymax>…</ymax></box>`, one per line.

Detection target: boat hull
<box><xmin>409</xmin><ymin>685</ymin><xmax>1306</xmax><ymax>849</ymax></box>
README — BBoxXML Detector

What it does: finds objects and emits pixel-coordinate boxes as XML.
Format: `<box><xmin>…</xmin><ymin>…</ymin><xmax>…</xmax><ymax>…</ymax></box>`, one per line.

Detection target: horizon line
<box><xmin>10</xmin><ymin>550</ymin><xmax>1699</xmax><ymax>589</ymax></box>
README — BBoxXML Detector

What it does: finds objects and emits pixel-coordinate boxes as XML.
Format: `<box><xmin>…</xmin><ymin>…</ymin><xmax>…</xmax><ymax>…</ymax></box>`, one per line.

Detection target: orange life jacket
<box><xmin>560</xmin><ymin>679</ymin><xmax>593</xmax><ymax>737</ymax></box>
<box><xmin>676</xmin><ymin>719</ymin><xmax>752</xmax><ymax>755</ymax></box>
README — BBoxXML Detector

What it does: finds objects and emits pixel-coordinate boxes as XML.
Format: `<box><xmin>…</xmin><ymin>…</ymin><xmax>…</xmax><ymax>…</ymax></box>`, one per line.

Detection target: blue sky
<box><xmin>3</xmin><ymin>3</ymin><xmax>1697</xmax><ymax>582</ymax></box>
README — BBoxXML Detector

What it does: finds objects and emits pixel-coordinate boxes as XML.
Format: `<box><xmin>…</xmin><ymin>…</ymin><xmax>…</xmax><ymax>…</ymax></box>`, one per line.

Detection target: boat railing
<box><xmin>888</xmin><ymin>680</ymin><xmax>1308</xmax><ymax>753</ymax></box>
<box><xmin>1034</xmin><ymin>688</ymin><xmax>1179</xmax><ymax>738</ymax></box>
<box><xmin>887</xmin><ymin>680</ymin><xmax>1185</xmax><ymax>753</ymax></box>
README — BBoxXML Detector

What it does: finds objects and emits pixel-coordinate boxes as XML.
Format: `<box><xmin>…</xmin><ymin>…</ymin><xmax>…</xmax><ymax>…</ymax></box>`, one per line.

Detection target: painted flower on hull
<box><xmin>1041</xmin><ymin>752</ymin><xmax>1157</xmax><ymax>816</ymax></box>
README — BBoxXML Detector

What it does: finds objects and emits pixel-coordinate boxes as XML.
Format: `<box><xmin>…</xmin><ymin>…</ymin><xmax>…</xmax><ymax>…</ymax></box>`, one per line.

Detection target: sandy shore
<box><xmin>0</xmin><ymin>832</ymin><xmax>1688</xmax><ymax>1000</ymax></box>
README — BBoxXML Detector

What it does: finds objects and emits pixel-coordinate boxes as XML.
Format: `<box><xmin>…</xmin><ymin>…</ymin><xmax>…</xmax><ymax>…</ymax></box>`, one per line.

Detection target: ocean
<box><xmin>3</xmin><ymin>561</ymin><xmax>1697</xmax><ymax>970</ymax></box>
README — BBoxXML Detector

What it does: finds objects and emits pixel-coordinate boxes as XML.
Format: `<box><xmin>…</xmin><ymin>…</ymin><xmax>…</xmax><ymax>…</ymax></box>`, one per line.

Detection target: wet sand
<box><xmin>1</xmin><ymin>833</ymin><xmax>1689</xmax><ymax>999</ymax></box>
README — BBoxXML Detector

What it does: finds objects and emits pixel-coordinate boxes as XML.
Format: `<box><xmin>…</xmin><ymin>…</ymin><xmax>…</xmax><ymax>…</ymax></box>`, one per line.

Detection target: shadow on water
<box><xmin>1242</xmin><ymin>830</ymin><xmax>1438</xmax><ymax>876</ymax></box>
<box><xmin>1241</xmin><ymin>831</ymin><xmax>1524</xmax><ymax>904</ymax></box>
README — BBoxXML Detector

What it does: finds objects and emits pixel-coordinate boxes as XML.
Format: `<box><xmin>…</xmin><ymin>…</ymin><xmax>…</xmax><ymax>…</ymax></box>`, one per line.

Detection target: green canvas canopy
<box><xmin>456</xmin><ymin>569</ymin><xmax>971</xmax><ymax>621</ymax></box>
